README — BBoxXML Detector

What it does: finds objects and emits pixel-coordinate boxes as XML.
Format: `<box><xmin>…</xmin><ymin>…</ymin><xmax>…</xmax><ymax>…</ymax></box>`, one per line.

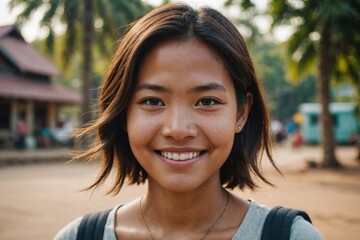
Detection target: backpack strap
<box><xmin>76</xmin><ymin>209</ymin><xmax>112</xmax><ymax>240</ymax></box>
<box><xmin>261</xmin><ymin>206</ymin><xmax>312</xmax><ymax>240</ymax></box>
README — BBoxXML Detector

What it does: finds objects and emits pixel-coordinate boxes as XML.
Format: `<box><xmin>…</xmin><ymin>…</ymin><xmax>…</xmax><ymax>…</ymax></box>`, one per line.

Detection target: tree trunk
<box><xmin>318</xmin><ymin>22</ymin><xmax>341</xmax><ymax>168</ymax></box>
<box><xmin>355</xmin><ymin>88</ymin><xmax>360</xmax><ymax>162</ymax></box>
<box><xmin>81</xmin><ymin>0</ymin><xmax>94</xmax><ymax>125</ymax></box>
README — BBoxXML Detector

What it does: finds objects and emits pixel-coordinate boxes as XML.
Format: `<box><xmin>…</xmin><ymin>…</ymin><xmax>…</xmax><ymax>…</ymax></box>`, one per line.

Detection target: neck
<box><xmin>141</xmin><ymin>180</ymin><xmax>229</xmax><ymax>234</ymax></box>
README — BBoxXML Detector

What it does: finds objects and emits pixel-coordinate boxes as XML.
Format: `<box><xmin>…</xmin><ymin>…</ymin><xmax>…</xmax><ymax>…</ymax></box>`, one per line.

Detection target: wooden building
<box><xmin>0</xmin><ymin>25</ymin><xmax>81</xmax><ymax>149</ymax></box>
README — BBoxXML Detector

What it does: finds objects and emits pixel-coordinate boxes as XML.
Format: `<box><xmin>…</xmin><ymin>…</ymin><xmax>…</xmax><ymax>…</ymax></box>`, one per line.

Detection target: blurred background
<box><xmin>0</xmin><ymin>0</ymin><xmax>359</xmax><ymax>239</ymax></box>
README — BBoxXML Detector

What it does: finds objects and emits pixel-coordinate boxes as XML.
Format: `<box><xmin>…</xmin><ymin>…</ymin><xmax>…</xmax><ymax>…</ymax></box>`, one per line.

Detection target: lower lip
<box><xmin>157</xmin><ymin>153</ymin><xmax>203</xmax><ymax>169</ymax></box>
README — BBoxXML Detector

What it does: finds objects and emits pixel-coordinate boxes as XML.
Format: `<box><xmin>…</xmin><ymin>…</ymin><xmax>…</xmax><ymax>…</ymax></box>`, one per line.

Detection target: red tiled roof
<box><xmin>0</xmin><ymin>72</ymin><xmax>81</xmax><ymax>104</ymax></box>
<box><xmin>0</xmin><ymin>25</ymin><xmax>18</xmax><ymax>38</ymax></box>
<box><xmin>0</xmin><ymin>36</ymin><xmax>61</xmax><ymax>76</ymax></box>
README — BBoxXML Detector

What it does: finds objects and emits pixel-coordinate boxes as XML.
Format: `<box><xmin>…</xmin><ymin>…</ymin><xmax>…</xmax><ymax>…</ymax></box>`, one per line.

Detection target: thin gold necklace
<box><xmin>139</xmin><ymin>191</ymin><xmax>230</xmax><ymax>240</ymax></box>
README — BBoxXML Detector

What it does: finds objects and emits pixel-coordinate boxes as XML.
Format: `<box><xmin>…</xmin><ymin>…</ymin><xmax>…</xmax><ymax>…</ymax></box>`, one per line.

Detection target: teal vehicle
<box><xmin>299</xmin><ymin>103</ymin><xmax>359</xmax><ymax>144</ymax></box>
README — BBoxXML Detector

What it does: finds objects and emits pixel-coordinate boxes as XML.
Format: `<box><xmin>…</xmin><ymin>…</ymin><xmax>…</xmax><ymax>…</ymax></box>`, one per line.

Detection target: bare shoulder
<box><xmin>215</xmin><ymin>193</ymin><xmax>251</xmax><ymax>238</ymax></box>
<box><xmin>115</xmin><ymin>198</ymin><xmax>149</xmax><ymax>240</ymax></box>
<box><xmin>227</xmin><ymin>193</ymin><xmax>251</xmax><ymax>222</ymax></box>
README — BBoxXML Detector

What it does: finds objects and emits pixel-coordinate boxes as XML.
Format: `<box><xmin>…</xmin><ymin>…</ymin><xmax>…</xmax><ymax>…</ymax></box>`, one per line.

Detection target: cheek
<box><xmin>212</xmin><ymin>127</ymin><xmax>235</xmax><ymax>148</ymax></box>
<box><xmin>127</xmin><ymin>123</ymin><xmax>145</xmax><ymax>145</ymax></box>
<box><xmin>127</xmin><ymin>115</ymin><xmax>158</xmax><ymax>147</ymax></box>
<box><xmin>201</xmin><ymin>114</ymin><xmax>237</xmax><ymax>147</ymax></box>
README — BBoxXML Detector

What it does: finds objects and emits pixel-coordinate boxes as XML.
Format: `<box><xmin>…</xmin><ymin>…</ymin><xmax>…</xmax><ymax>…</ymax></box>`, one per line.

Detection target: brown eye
<box><xmin>141</xmin><ymin>98</ymin><xmax>164</xmax><ymax>106</ymax></box>
<box><xmin>196</xmin><ymin>98</ymin><xmax>219</xmax><ymax>106</ymax></box>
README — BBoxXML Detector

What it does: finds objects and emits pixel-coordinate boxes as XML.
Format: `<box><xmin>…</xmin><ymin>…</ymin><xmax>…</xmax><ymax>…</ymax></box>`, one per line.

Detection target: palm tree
<box><xmin>269</xmin><ymin>0</ymin><xmax>360</xmax><ymax>168</ymax></box>
<box><xmin>9</xmin><ymin>0</ymin><xmax>152</xmax><ymax>125</ymax></box>
<box><xmin>226</xmin><ymin>0</ymin><xmax>360</xmax><ymax>168</ymax></box>
<box><xmin>82</xmin><ymin>0</ymin><xmax>94</xmax><ymax>124</ymax></box>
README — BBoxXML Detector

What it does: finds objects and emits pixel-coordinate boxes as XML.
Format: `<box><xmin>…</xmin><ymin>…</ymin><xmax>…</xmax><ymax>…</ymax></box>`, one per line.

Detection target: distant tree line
<box><xmin>11</xmin><ymin>0</ymin><xmax>360</xmax><ymax>167</ymax></box>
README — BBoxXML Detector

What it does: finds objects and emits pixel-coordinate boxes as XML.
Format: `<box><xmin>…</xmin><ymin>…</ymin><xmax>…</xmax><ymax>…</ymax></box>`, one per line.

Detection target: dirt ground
<box><xmin>0</xmin><ymin>144</ymin><xmax>359</xmax><ymax>240</ymax></box>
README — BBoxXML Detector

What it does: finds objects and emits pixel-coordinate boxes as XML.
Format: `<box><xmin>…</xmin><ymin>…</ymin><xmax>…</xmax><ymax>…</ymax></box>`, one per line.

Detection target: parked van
<box><xmin>299</xmin><ymin>103</ymin><xmax>358</xmax><ymax>144</ymax></box>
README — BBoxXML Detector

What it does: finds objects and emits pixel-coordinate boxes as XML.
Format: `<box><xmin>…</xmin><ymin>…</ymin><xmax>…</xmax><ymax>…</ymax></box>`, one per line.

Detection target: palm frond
<box><xmin>45</xmin><ymin>28</ymin><xmax>55</xmax><ymax>54</ymax></box>
<box><xmin>297</xmin><ymin>42</ymin><xmax>316</xmax><ymax>72</ymax></box>
<box><xmin>41</xmin><ymin>0</ymin><xmax>60</xmax><ymax>25</ymax></box>
<box><xmin>9</xmin><ymin>0</ymin><xmax>43</xmax><ymax>26</ymax></box>
<box><xmin>61</xmin><ymin>0</ymin><xmax>79</xmax><ymax>68</ymax></box>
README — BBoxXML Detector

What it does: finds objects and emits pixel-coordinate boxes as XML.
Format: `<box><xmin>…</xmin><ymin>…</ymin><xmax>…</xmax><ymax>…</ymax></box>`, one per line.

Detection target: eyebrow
<box><xmin>191</xmin><ymin>82</ymin><xmax>227</xmax><ymax>93</ymax></box>
<box><xmin>135</xmin><ymin>83</ymin><xmax>168</xmax><ymax>92</ymax></box>
<box><xmin>135</xmin><ymin>82</ymin><xmax>227</xmax><ymax>93</ymax></box>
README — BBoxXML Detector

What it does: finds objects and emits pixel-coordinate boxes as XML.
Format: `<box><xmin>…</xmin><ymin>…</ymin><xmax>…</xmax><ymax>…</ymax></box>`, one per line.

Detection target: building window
<box><xmin>332</xmin><ymin>114</ymin><xmax>338</xmax><ymax>127</ymax></box>
<box><xmin>0</xmin><ymin>103</ymin><xmax>10</xmax><ymax>129</ymax></box>
<box><xmin>310</xmin><ymin>114</ymin><xmax>338</xmax><ymax>127</ymax></box>
<box><xmin>310</xmin><ymin>114</ymin><xmax>318</xmax><ymax>126</ymax></box>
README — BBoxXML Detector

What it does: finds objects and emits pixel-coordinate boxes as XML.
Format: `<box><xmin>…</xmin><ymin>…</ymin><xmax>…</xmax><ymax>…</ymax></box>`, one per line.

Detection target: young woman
<box><xmin>55</xmin><ymin>3</ymin><xmax>323</xmax><ymax>240</ymax></box>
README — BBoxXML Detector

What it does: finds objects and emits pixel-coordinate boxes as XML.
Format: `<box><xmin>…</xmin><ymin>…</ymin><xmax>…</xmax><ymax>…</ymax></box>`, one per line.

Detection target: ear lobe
<box><xmin>235</xmin><ymin>121</ymin><xmax>243</xmax><ymax>133</ymax></box>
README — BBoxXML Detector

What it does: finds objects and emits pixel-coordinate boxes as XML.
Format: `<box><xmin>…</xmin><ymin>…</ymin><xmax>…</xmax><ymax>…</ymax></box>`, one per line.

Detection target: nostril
<box><xmin>161</xmin><ymin>121</ymin><xmax>198</xmax><ymax>140</ymax></box>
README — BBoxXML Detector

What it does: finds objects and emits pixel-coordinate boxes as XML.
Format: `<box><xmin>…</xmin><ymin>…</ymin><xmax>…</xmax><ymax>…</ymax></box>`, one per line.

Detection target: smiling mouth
<box><xmin>156</xmin><ymin>151</ymin><xmax>206</xmax><ymax>161</ymax></box>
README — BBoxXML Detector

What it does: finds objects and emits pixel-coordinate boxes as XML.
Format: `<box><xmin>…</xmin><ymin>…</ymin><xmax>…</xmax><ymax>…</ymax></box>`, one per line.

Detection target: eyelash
<box><xmin>139</xmin><ymin>97</ymin><xmax>164</xmax><ymax>106</ymax></box>
<box><xmin>139</xmin><ymin>97</ymin><xmax>221</xmax><ymax>107</ymax></box>
<box><xmin>196</xmin><ymin>97</ymin><xmax>221</xmax><ymax>106</ymax></box>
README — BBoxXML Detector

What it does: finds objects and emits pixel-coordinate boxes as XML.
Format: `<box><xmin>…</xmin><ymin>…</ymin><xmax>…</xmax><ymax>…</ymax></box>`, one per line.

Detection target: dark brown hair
<box><xmin>75</xmin><ymin>3</ymin><xmax>277</xmax><ymax>194</ymax></box>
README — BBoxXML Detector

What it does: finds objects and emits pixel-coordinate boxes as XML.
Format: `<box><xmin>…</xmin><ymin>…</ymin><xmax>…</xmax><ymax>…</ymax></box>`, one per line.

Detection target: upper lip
<box><xmin>155</xmin><ymin>147</ymin><xmax>205</xmax><ymax>152</ymax></box>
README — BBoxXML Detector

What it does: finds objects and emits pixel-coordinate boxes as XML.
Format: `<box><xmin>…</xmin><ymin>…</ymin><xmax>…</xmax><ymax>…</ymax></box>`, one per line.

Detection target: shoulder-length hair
<box><xmin>75</xmin><ymin>3</ymin><xmax>277</xmax><ymax>194</ymax></box>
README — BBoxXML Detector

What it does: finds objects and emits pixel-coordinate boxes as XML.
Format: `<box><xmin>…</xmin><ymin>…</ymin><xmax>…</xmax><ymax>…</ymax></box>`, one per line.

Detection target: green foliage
<box><xmin>227</xmin><ymin>0</ymin><xmax>360</xmax><ymax>166</ymax></box>
<box><xmin>252</xmin><ymin>41</ymin><xmax>316</xmax><ymax>121</ymax></box>
<box><xmin>268</xmin><ymin>0</ymin><xmax>360</xmax><ymax>86</ymax></box>
<box><xmin>10</xmin><ymin>0</ymin><xmax>153</xmax><ymax>125</ymax></box>
<box><xmin>224</xmin><ymin>1</ymin><xmax>317</xmax><ymax>121</ymax></box>
<box><xmin>9</xmin><ymin>0</ymin><xmax>152</xmax><ymax>70</ymax></box>
<box><xmin>223</xmin><ymin>0</ymin><xmax>266</xmax><ymax>49</ymax></box>
<box><xmin>218</xmin><ymin>1</ymin><xmax>360</xmax><ymax>122</ymax></box>
<box><xmin>224</xmin><ymin>0</ymin><xmax>255</xmax><ymax>10</ymax></box>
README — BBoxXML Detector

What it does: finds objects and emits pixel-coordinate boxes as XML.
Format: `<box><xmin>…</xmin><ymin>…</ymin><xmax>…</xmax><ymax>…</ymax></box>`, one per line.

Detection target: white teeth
<box><xmin>160</xmin><ymin>151</ymin><xmax>201</xmax><ymax>161</ymax></box>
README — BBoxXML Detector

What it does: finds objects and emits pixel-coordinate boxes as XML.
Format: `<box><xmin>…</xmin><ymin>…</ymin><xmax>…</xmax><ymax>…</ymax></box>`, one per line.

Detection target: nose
<box><xmin>161</xmin><ymin>106</ymin><xmax>198</xmax><ymax>140</ymax></box>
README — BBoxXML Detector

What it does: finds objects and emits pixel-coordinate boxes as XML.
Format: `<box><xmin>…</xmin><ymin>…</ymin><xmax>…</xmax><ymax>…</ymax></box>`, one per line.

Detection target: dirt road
<box><xmin>0</xmin><ymin>145</ymin><xmax>359</xmax><ymax>240</ymax></box>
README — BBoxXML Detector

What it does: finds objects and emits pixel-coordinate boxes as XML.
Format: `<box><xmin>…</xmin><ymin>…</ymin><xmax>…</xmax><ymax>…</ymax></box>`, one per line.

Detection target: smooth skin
<box><xmin>116</xmin><ymin>38</ymin><xmax>253</xmax><ymax>239</ymax></box>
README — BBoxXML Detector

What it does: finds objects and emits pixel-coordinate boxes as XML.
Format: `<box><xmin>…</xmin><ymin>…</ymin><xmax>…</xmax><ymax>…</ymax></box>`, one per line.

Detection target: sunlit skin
<box><xmin>116</xmin><ymin>39</ymin><xmax>252</xmax><ymax>239</ymax></box>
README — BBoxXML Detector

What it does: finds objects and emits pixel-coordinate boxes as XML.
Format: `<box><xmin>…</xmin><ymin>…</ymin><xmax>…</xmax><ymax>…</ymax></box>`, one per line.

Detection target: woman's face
<box><xmin>126</xmin><ymin>38</ymin><xmax>250</xmax><ymax>192</ymax></box>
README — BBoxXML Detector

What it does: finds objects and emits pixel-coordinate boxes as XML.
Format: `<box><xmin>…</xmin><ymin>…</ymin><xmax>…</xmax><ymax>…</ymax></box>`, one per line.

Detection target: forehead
<box><xmin>142</xmin><ymin>38</ymin><xmax>224</xmax><ymax>66</ymax></box>
<box><xmin>135</xmin><ymin>38</ymin><xmax>231</xmax><ymax>86</ymax></box>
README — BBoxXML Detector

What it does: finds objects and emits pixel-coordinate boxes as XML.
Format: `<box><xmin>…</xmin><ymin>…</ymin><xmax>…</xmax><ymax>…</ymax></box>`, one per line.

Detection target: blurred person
<box><xmin>55</xmin><ymin>4</ymin><xmax>323</xmax><ymax>240</ymax></box>
<box><xmin>38</xmin><ymin>126</ymin><xmax>53</xmax><ymax>148</ymax></box>
<box><xmin>286</xmin><ymin>120</ymin><xmax>297</xmax><ymax>135</ymax></box>
<box><xmin>275</xmin><ymin>127</ymin><xmax>287</xmax><ymax>145</ymax></box>
<box><xmin>53</xmin><ymin>118</ymin><xmax>74</xmax><ymax>147</ymax></box>
<box><xmin>36</xmin><ymin>120</ymin><xmax>53</xmax><ymax>148</ymax></box>
<box><xmin>16</xmin><ymin>115</ymin><xmax>27</xmax><ymax>150</ymax></box>
<box><xmin>292</xmin><ymin>129</ymin><xmax>304</xmax><ymax>149</ymax></box>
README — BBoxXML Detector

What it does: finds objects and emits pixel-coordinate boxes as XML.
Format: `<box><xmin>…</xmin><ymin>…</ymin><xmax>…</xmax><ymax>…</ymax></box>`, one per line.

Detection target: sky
<box><xmin>0</xmin><ymin>0</ymin><xmax>291</xmax><ymax>42</ymax></box>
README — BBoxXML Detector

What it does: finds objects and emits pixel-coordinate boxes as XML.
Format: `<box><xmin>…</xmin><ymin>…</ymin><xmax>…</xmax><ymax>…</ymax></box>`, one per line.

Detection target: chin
<box><xmin>149</xmin><ymin>174</ymin><xmax>219</xmax><ymax>193</ymax></box>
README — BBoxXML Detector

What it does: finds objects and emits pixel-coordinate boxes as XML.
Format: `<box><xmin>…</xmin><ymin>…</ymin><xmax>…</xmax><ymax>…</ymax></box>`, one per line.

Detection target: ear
<box><xmin>235</xmin><ymin>93</ymin><xmax>253</xmax><ymax>133</ymax></box>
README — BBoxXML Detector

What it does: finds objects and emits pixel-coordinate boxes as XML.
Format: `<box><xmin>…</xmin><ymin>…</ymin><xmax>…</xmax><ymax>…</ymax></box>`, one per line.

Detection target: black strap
<box><xmin>76</xmin><ymin>209</ymin><xmax>112</xmax><ymax>240</ymax></box>
<box><xmin>261</xmin><ymin>206</ymin><xmax>312</xmax><ymax>240</ymax></box>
